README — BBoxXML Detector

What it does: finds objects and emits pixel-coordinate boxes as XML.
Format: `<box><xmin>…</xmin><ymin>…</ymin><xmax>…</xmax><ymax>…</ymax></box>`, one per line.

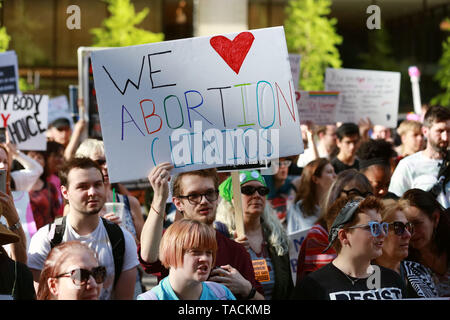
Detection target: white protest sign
<box><xmin>0</xmin><ymin>51</ymin><xmax>20</xmax><ymax>94</ymax></box>
<box><xmin>288</xmin><ymin>228</ymin><xmax>310</xmax><ymax>285</ymax></box>
<box><xmin>0</xmin><ymin>94</ymin><xmax>48</xmax><ymax>150</ymax></box>
<box><xmin>325</xmin><ymin>68</ymin><xmax>400</xmax><ymax>128</ymax></box>
<box><xmin>48</xmin><ymin>95</ymin><xmax>74</xmax><ymax>129</ymax></box>
<box><xmin>91</xmin><ymin>26</ymin><xmax>304</xmax><ymax>183</ymax></box>
<box><xmin>296</xmin><ymin>91</ymin><xmax>341</xmax><ymax>125</ymax></box>
<box><xmin>1</xmin><ymin>191</ymin><xmax>36</xmax><ymax>252</ymax></box>
<box><xmin>288</xmin><ymin>54</ymin><xmax>301</xmax><ymax>90</ymax></box>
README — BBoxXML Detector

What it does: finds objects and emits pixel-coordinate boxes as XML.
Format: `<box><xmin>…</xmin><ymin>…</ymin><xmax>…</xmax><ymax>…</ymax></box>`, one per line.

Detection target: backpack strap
<box><xmin>204</xmin><ymin>281</ymin><xmax>228</xmax><ymax>300</ymax></box>
<box><xmin>101</xmin><ymin>217</ymin><xmax>125</xmax><ymax>288</ymax></box>
<box><xmin>49</xmin><ymin>216</ymin><xmax>67</xmax><ymax>249</ymax></box>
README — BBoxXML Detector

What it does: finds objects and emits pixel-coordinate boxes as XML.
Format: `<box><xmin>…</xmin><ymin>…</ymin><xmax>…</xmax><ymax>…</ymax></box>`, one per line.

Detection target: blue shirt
<box><xmin>137</xmin><ymin>277</ymin><xmax>236</xmax><ymax>300</ymax></box>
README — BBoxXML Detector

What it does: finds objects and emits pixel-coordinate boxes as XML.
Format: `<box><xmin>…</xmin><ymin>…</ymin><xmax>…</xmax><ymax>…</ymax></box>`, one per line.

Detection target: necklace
<box><xmin>342</xmin><ymin>272</ymin><xmax>362</xmax><ymax>286</ymax></box>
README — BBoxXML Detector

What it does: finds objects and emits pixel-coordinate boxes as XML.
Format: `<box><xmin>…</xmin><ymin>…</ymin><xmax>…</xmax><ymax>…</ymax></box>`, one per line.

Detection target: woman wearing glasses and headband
<box><xmin>374</xmin><ymin>199</ymin><xmax>438</xmax><ymax>298</ymax></box>
<box><xmin>296</xmin><ymin>169</ymin><xmax>373</xmax><ymax>284</ymax></box>
<box><xmin>292</xmin><ymin>195</ymin><xmax>406</xmax><ymax>300</ymax></box>
<box><xmin>401</xmin><ymin>189</ymin><xmax>450</xmax><ymax>297</ymax></box>
<box><xmin>37</xmin><ymin>241</ymin><xmax>106</xmax><ymax>300</ymax></box>
<box><xmin>215</xmin><ymin>171</ymin><xmax>293</xmax><ymax>300</ymax></box>
<box><xmin>287</xmin><ymin>158</ymin><xmax>336</xmax><ymax>234</ymax></box>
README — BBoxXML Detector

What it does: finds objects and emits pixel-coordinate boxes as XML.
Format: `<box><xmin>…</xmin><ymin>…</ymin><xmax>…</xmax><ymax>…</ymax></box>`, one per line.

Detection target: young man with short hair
<box><xmin>389</xmin><ymin>106</ymin><xmax>450</xmax><ymax>208</ymax></box>
<box><xmin>331</xmin><ymin>123</ymin><xmax>361</xmax><ymax>174</ymax></box>
<box><xmin>27</xmin><ymin>157</ymin><xmax>138</xmax><ymax>300</ymax></box>
<box><xmin>139</xmin><ymin>163</ymin><xmax>264</xmax><ymax>300</ymax></box>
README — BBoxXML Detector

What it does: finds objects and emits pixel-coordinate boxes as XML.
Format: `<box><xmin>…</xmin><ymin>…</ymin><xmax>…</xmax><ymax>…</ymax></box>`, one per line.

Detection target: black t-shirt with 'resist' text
<box><xmin>292</xmin><ymin>262</ymin><xmax>406</xmax><ymax>300</ymax></box>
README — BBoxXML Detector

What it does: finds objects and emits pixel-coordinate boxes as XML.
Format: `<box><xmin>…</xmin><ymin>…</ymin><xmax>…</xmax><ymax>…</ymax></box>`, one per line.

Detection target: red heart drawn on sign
<box><xmin>210</xmin><ymin>32</ymin><xmax>255</xmax><ymax>74</ymax></box>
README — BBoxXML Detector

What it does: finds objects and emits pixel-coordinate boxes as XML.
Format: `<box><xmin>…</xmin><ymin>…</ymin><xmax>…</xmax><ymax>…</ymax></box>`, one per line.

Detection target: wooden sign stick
<box><xmin>231</xmin><ymin>171</ymin><xmax>245</xmax><ymax>238</ymax></box>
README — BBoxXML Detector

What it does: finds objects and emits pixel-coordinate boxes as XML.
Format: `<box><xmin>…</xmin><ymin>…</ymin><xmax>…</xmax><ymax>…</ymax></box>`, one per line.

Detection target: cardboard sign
<box><xmin>296</xmin><ymin>91</ymin><xmax>341</xmax><ymax>125</ymax></box>
<box><xmin>325</xmin><ymin>68</ymin><xmax>400</xmax><ymax>128</ymax></box>
<box><xmin>0</xmin><ymin>51</ymin><xmax>20</xmax><ymax>94</ymax></box>
<box><xmin>0</xmin><ymin>94</ymin><xmax>48</xmax><ymax>150</ymax></box>
<box><xmin>90</xmin><ymin>27</ymin><xmax>304</xmax><ymax>183</ymax></box>
<box><xmin>288</xmin><ymin>228</ymin><xmax>310</xmax><ymax>285</ymax></box>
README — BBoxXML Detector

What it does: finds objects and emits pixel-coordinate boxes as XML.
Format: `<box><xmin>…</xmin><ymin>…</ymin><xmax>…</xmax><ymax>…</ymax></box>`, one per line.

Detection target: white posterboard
<box><xmin>90</xmin><ymin>26</ymin><xmax>304</xmax><ymax>183</ymax></box>
<box><xmin>0</xmin><ymin>51</ymin><xmax>20</xmax><ymax>94</ymax></box>
<box><xmin>0</xmin><ymin>94</ymin><xmax>49</xmax><ymax>150</ymax></box>
<box><xmin>288</xmin><ymin>228</ymin><xmax>310</xmax><ymax>285</ymax></box>
<box><xmin>325</xmin><ymin>68</ymin><xmax>400</xmax><ymax>128</ymax></box>
<box><xmin>297</xmin><ymin>91</ymin><xmax>341</xmax><ymax>125</ymax></box>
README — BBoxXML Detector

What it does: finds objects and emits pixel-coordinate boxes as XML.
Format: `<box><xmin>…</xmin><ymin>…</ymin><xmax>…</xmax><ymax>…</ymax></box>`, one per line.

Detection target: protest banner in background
<box><xmin>288</xmin><ymin>228</ymin><xmax>310</xmax><ymax>284</ymax></box>
<box><xmin>0</xmin><ymin>94</ymin><xmax>49</xmax><ymax>150</ymax></box>
<box><xmin>296</xmin><ymin>91</ymin><xmax>341</xmax><ymax>125</ymax></box>
<box><xmin>48</xmin><ymin>95</ymin><xmax>74</xmax><ymax>129</ymax></box>
<box><xmin>91</xmin><ymin>26</ymin><xmax>304</xmax><ymax>183</ymax></box>
<box><xmin>325</xmin><ymin>68</ymin><xmax>401</xmax><ymax>128</ymax></box>
<box><xmin>0</xmin><ymin>51</ymin><xmax>20</xmax><ymax>94</ymax></box>
<box><xmin>288</xmin><ymin>54</ymin><xmax>301</xmax><ymax>90</ymax></box>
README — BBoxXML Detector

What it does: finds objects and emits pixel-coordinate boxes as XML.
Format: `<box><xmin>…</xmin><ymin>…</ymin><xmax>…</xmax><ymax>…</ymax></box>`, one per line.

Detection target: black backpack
<box><xmin>49</xmin><ymin>216</ymin><xmax>125</xmax><ymax>288</ymax></box>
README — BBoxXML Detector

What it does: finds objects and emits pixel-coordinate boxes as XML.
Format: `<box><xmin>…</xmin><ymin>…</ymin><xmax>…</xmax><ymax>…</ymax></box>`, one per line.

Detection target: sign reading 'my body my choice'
<box><xmin>91</xmin><ymin>27</ymin><xmax>304</xmax><ymax>183</ymax></box>
<box><xmin>0</xmin><ymin>94</ymin><xmax>48</xmax><ymax>150</ymax></box>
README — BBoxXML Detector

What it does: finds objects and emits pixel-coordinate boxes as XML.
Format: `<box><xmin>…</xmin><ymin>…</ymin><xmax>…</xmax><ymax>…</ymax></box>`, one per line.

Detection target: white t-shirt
<box><xmin>297</xmin><ymin>144</ymin><xmax>329</xmax><ymax>168</ymax></box>
<box><xmin>27</xmin><ymin>216</ymin><xmax>139</xmax><ymax>300</ymax></box>
<box><xmin>389</xmin><ymin>151</ymin><xmax>450</xmax><ymax>208</ymax></box>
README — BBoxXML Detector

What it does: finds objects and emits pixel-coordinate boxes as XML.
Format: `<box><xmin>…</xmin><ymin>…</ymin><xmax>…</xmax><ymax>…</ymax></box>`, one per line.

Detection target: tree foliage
<box><xmin>284</xmin><ymin>0</ymin><xmax>342</xmax><ymax>91</ymax></box>
<box><xmin>0</xmin><ymin>1</ymin><xmax>10</xmax><ymax>52</ymax></box>
<box><xmin>91</xmin><ymin>0</ymin><xmax>164</xmax><ymax>47</ymax></box>
<box><xmin>432</xmin><ymin>19</ymin><xmax>450</xmax><ymax>107</ymax></box>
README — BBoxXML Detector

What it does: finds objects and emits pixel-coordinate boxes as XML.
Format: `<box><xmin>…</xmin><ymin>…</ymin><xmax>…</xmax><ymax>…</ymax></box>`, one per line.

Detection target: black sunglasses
<box><xmin>389</xmin><ymin>221</ymin><xmax>414</xmax><ymax>236</ymax></box>
<box><xmin>56</xmin><ymin>266</ymin><xmax>107</xmax><ymax>286</ymax></box>
<box><xmin>241</xmin><ymin>185</ymin><xmax>270</xmax><ymax>196</ymax></box>
<box><xmin>341</xmin><ymin>188</ymin><xmax>373</xmax><ymax>198</ymax></box>
<box><xmin>94</xmin><ymin>159</ymin><xmax>107</xmax><ymax>166</ymax></box>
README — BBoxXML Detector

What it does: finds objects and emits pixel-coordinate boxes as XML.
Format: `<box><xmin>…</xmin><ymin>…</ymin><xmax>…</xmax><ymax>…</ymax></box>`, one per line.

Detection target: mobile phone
<box><xmin>0</xmin><ymin>128</ymin><xmax>6</xmax><ymax>144</ymax></box>
<box><xmin>0</xmin><ymin>169</ymin><xmax>6</xmax><ymax>193</ymax></box>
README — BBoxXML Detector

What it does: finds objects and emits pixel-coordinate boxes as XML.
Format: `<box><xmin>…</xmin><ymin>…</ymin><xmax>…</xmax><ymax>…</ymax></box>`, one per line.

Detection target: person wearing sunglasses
<box><xmin>215</xmin><ymin>170</ymin><xmax>292</xmax><ymax>300</ymax></box>
<box><xmin>138</xmin><ymin>219</ymin><xmax>235</xmax><ymax>300</ymax></box>
<box><xmin>292</xmin><ymin>195</ymin><xmax>406</xmax><ymax>300</ymax></box>
<box><xmin>287</xmin><ymin>158</ymin><xmax>336</xmax><ymax>234</ymax></box>
<box><xmin>373</xmin><ymin>199</ymin><xmax>438</xmax><ymax>298</ymax></box>
<box><xmin>37</xmin><ymin>241</ymin><xmax>105</xmax><ymax>300</ymax></box>
<box><xmin>401</xmin><ymin>189</ymin><xmax>450</xmax><ymax>297</ymax></box>
<box><xmin>295</xmin><ymin>169</ymin><xmax>373</xmax><ymax>284</ymax></box>
<box><xmin>139</xmin><ymin>163</ymin><xmax>264</xmax><ymax>300</ymax></box>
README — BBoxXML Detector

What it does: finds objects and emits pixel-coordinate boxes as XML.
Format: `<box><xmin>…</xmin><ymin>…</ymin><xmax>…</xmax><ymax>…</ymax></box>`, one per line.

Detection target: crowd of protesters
<box><xmin>1</xmin><ymin>102</ymin><xmax>450</xmax><ymax>301</ymax></box>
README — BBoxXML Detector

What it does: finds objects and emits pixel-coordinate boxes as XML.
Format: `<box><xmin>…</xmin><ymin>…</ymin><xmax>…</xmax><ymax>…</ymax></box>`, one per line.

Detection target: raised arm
<box><xmin>64</xmin><ymin>99</ymin><xmax>87</xmax><ymax>161</ymax></box>
<box><xmin>139</xmin><ymin>162</ymin><xmax>173</xmax><ymax>263</ymax></box>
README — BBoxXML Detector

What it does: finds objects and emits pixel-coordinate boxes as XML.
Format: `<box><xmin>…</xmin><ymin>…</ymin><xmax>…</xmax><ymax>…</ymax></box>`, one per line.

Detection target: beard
<box><xmin>429</xmin><ymin>137</ymin><xmax>448</xmax><ymax>154</ymax></box>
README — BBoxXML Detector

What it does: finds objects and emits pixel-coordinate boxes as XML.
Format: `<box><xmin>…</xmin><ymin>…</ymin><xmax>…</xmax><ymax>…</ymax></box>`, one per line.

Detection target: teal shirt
<box><xmin>138</xmin><ymin>277</ymin><xmax>236</xmax><ymax>300</ymax></box>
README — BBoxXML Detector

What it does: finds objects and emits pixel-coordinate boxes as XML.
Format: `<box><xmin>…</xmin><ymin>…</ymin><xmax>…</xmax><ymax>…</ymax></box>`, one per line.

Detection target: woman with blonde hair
<box><xmin>287</xmin><ymin>158</ymin><xmax>336</xmax><ymax>234</ymax></box>
<box><xmin>215</xmin><ymin>170</ymin><xmax>292</xmax><ymax>300</ymax></box>
<box><xmin>138</xmin><ymin>219</ymin><xmax>235</xmax><ymax>300</ymax></box>
<box><xmin>37</xmin><ymin>241</ymin><xmax>105</xmax><ymax>300</ymax></box>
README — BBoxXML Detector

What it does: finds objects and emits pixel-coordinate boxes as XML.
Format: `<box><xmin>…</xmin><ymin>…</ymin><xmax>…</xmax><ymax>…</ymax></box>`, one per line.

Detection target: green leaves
<box><xmin>432</xmin><ymin>22</ymin><xmax>450</xmax><ymax>107</ymax></box>
<box><xmin>284</xmin><ymin>0</ymin><xmax>342</xmax><ymax>91</ymax></box>
<box><xmin>90</xmin><ymin>0</ymin><xmax>164</xmax><ymax>47</ymax></box>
